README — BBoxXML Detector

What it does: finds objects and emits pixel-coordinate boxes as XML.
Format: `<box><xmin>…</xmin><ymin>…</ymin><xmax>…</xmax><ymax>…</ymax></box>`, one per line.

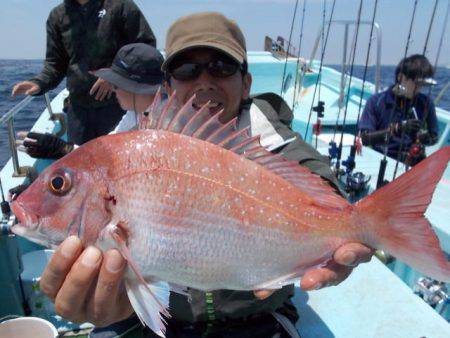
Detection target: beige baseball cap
<box><xmin>162</xmin><ymin>12</ymin><xmax>247</xmax><ymax>71</ymax></box>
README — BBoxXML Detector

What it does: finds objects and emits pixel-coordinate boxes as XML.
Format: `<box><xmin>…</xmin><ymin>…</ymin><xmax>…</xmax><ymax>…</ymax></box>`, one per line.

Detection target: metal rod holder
<box><xmin>434</xmin><ymin>81</ymin><xmax>450</xmax><ymax>106</ymax></box>
<box><xmin>1</xmin><ymin>95</ymin><xmax>39</xmax><ymax>178</ymax></box>
<box><xmin>44</xmin><ymin>93</ymin><xmax>55</xmax><ymax>120</ymax></box>
<box><xmin>7</xmin><ymin>119</ymin><xmax>20</xmax><ymax>177</ymax></box>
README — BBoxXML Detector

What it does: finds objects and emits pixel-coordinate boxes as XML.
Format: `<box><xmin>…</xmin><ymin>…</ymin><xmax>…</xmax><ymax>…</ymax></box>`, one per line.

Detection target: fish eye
<box><xmin>48</xmin><ymin>170</ymin><xmax>72</xmax><ymax>195</ymax></box>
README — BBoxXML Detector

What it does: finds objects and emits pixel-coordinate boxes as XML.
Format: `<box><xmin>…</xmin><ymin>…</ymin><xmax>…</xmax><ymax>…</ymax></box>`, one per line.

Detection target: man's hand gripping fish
<box><xmin>11</xmin><ymin>91</ymin><xmax>450</xmax><ymax>337</ymax></box>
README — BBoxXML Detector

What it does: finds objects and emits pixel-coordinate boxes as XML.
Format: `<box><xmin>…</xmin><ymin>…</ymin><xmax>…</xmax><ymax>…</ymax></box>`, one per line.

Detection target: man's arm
<box><xmin>360</xmin><ymin>119</ymin><xmax>421</xmax><ymax>147</ymax></box>
<box><xmin>29</xmin><ymin>10</ymin><xmax>69</xmax><ymax>95</ymax></box>
<box><xmin>121</xmin><ymin>0</ymin><xmax>156</xmax><ymax>46</ymax></box>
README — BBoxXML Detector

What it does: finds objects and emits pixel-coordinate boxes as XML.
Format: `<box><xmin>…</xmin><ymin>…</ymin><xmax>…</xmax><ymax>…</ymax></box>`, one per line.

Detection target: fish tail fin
<box><xmin>355</xmin><ymin>146</ymin><xmax>450</xmax><ymax>282</ymax></box>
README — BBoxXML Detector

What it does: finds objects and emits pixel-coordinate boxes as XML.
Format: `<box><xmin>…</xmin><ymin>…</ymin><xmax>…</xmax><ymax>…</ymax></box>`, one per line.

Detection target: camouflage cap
<box><xmin>162</xmin><ymin>12</ymin><xmax>247</xmax><ymax>71</ymax></box>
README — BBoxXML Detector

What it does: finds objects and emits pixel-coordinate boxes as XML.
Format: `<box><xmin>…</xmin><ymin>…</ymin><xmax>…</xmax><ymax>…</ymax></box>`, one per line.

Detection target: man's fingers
<box><xmin>301</xmin><ymin>263</ymin><xmax>352</xmax><ymax>291</ymax></box>
<box><xmin>16</xmin><ymin>131</ymin><xmax>29</xmax><ymax>139</ymax></box>
<box><xmin>40</xmin><ymin>236</ymin><xmax>83</xmax><ymax>300</ymax></box>
<box><xmin>11</xmin><ymin>84</ymin><xmax>24</xmax><ymax>96</ymax></box>
<box><xmin>89</xmin><ymin>81</ymin><xmax>100</xmax><ymax>96</ymax></box>
<box><xmin>333</xmin><ymin>242</ymin><xmax>373</xmax><ymax>267</ymax></box>
<box><xmin>300</xmin><ymin>243</ymin><xmax>373</xmax><ymax>291</ymax></box>
<box><xmin>86</xmin><ymin>249</ymin><xmax>131</xmax><ymax>326</ymax></box>
<box><xmin>96</xmin><ymin>85</ymin><xmax>110</xmax><ymax>101</ymax></box>
<box><xmin>22</xmin><ymin>138</ymin><xmax>38</xmax><ymax>146</ymax></box>
<box><xmin>96</xmin><ymin>86</ymin><xmax>107</xmax><ymax>101</ymax></box>
<box><xmin>25</xmin><ymin>88</ymin><xmax>38</xmax><ymax>95</ymax></box>
<box><xmin>254</xmin><ymin>289</ymin><xmax>275</xmax><ymax>300</ymax></box>
<box><xmin>54</xmin><ymin>246</ymin><xmax>102</xmax><ymax>321</ymax></box>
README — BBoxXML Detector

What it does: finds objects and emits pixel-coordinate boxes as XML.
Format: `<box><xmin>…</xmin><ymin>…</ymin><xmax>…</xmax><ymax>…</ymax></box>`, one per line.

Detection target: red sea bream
<box><xmin>10</xmin><ymin>97</ymin><xmax>450</xmax><ymax>336</ymax></box>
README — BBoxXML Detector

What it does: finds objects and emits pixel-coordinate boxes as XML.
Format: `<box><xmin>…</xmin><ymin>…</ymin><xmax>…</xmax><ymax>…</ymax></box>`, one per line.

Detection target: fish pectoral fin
<box><xmin>111</xmin><ymin>227</ymin><xmax>170</xmax><ymax>337</ymax></box>
<box><xmin>125</xmin><ymin>277</ymin><xmax>170</xmax><ymax>338</ymax></box>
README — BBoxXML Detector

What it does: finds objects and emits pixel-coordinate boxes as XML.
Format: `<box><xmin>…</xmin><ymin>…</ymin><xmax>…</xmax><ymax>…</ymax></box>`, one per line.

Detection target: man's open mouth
<box><xmin>193</xmin><ymin>100</ymin><xmax>223</xmax><ymax>113</ymax></box>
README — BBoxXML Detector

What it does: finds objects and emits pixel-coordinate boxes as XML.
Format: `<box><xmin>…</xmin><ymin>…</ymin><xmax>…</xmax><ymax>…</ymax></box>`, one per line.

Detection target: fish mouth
<box><xmin>11</xmin><ymin>201</ymin><xmax>39</xmax><ymax>232</ymax></box>
<box><xmin>10</xmin><ymin>203</ymin><xmax>52</xmax><ymax>247</ymax></box>
<box><xmin>11</xmin><ymin>223</ymin><xmax>54</xmax><ymax>248</ymax></box>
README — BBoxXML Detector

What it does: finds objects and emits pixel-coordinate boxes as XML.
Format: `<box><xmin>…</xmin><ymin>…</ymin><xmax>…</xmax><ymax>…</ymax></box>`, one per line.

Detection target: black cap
<box><xmin>94</xmin><ymin>43</ymin><xmax>164</xmax><ymax>95</ymax></box>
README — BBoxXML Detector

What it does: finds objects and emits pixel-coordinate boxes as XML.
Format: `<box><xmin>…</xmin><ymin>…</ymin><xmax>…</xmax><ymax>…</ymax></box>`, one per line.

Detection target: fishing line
<box><xmin>392</xmin><ymin>0</ymin><xmax>442</xmax><ymax>179</ymax></box>
<box><xmin>423</xmin><ymin>0</ymin><xmax>440</xmax><ymax>56</ymax></box>
<box><xmin>332</xmin><ymin>15</ymin><xmax>360</xmax><ymax>144</ymax></box>
<box><xmin>317</xmin><ymin>0</ymin><xmax>327</xmax><ymax>106</ymax></box>
<box><xmin>280</xmin><ymin>0</ymin><xmax>300</xmax><ymax>96</ymax></box>
<box><xmin>381</xmin><ymin>0</ymin><xmax>419</xmax><ymax>159</ymax></box>
<box><xmin>334</xmin><ymin>0</ymin><xmax>364</xmax><ymax>172</ymax></box>
<box><xmin>374</xmin><ymin>0</ymin><xmax>419</xmax><ymax>188</ymax></box>
<box><xmin>313</xmin><ymin>0</ymin><xmax>327</xmax><ymax>150</ymax></box>
<box><xmin>433</xmin><ymin>0</ymin><xmax>449</xmax><ymax>70</ymax></box>
<box><xmin>303</xmin><ymin>0</ymin><xmax>337</xmax><ymax>140</ymax></box>
<box><xmin>353</xmin><ymin>0</ymin><xmax>379</xmax><ymax>147</ymax></box>
<box><xmin>292</xmin><ymin>0</ymin><xmax>308</xmax><ymax>109</ymax></box>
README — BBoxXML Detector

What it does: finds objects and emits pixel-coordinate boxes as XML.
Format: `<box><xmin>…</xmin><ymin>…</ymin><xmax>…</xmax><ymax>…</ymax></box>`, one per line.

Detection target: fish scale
<box><xmin>108</xmin><ymin>146</ymin><xmax>331</xmax><ymax>290</ymax></box>
<box><xmin>11</xmin><ymin>94</ymin><xmax>450</xmax><ymax>337</ymax></box>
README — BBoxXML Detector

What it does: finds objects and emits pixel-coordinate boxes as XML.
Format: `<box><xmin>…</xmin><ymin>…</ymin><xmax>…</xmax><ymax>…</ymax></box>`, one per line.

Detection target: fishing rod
<box><xmin>313</xmin><ymin>0</ymin><xmax>328</xmax><ymax>150</ymax></box>
<box><xmin>423</xmin><ymin>0</ymin><xmax>440</xmax><ymax>56</ymax></box>
<box><xmin>342</xmin><ymin>0</ymin><xmax>379</xmax><ymax>180</ymax></box>
<box><xmin>375</xmin><ymin>0</ymin><xmax>419</xmax><ymax>189</ymax></box>
<box><xmin>303</xmin><ymin>0</ymin><xmax>337</xmax><ymax>141</ymax></box>
<box><xmin>334</xmin><ymin>0</ymin><xmax>364</xmax><ymax>173</ymax></box>
<box><xmin>434</xmin><ymin>0</ymin><xmax>449</xmax><ymax>70</ymax></box>
<box><xmin>292</xmin><ymin>0</ymin><xmax>308</xmax><ymax>109</ymax></box>
<box><xmin>392</xmin><ymin>0</ymin><xmax>441</xmax><ymax>179</ymax></box>
<box><xmin>331</xmin><ymin>23</ymin><xmax>357</xmax><ymax>148</ymax></box>
<box><xmin>280</xmin><ymin>0</ymin><xmax>300</xmax><ymax>96</ymax></box>
<box><xmin>0</xmin><ymin>177</ymin><xmax>11</xmax><ymax>218</ymax></box>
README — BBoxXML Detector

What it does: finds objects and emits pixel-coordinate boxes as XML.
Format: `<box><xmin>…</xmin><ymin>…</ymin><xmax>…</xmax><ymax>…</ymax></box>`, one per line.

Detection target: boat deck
<box><xmin>1</xmin><ymin>52</ymin><xmax>449</xmax><ymax>337</ymax></box>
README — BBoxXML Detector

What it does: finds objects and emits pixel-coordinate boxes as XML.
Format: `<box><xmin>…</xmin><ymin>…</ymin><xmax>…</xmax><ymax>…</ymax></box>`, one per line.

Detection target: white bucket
<box><xmin>21</xmin><ymin>250</ymin><xmax>56</xmax><ymax>319</ymax></box>
<box><xmin>0</xmin><ymin>317</ymin><xmax>58</xmax><ymax>338</ymax></box>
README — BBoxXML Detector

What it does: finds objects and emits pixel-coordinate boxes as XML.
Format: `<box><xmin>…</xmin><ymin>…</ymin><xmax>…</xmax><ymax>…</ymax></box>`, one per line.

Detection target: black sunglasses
<box><xmin>168</xmin><ymin>58</ymin><xmax>243</xmax><ymax>81</ymax></box>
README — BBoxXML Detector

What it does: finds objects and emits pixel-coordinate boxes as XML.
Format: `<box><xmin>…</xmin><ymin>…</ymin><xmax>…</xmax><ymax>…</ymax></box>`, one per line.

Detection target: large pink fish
<box><xmin>11</xmin><ymin>97</ymin><xmax>450</xmax><ymax>336</ymax></box>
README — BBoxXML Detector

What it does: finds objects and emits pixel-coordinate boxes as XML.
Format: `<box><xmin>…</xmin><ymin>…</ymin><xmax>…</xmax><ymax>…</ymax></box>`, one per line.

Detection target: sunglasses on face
<box><xmin>168</xmin><ymin>58</ymin><xmax>243</xmax><ymax>81</ymax></box>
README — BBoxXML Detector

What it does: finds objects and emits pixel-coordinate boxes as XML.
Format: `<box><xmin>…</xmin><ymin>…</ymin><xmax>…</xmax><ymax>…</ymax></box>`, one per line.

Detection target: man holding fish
<box><xmin>24</xmin><ymin>12</ymin><xmax>377</xmax><ymax>338</ymax></box>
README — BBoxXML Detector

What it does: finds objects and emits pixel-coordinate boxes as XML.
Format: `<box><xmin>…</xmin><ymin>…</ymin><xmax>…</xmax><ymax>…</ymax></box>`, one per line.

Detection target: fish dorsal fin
<box><xmin>146</xmin><ymin>95</ymin><xmax>345</xmax><ymax>207</ymax></box>
<box><xmin>245</xmin><ymin>145</ymin><xmax>346</xmax><ymax>208</ymax></box>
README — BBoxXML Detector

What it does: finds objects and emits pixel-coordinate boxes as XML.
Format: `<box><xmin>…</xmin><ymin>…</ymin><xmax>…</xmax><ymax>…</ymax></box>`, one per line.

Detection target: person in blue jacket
<box><xmin>359</xmin><ymin>54</ymin><xmax>439</xmax><ymax>165</ymax></box>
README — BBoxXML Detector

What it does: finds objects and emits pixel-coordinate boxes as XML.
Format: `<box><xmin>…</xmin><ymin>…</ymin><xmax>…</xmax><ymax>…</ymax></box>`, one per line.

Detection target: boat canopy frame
<box><xmin>308</xmin><ymin>20</ymin><xmax>382</xmax><ymax>97</ymax></box>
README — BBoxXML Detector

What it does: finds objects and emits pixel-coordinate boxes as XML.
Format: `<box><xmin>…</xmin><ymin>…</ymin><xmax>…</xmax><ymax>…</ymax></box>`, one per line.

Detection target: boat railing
<box><xmin>0</xmin><ymin>93</ymin><xmax>66</xmax><ymax>178</ymax></box>
<box><xmin>435</xmin><ymin>80</ymin><xmax>450</xmax><ymax>107</ymax></box>
<box><xmin>307</xmin><ymin>20</ymin><xmax>382</xmax><ymax>101</ymax></box>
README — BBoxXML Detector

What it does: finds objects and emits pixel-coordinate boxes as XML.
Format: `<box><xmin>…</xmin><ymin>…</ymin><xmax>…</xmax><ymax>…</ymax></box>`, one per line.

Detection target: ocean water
<box><xmin>0</xmin><ymin>59</ymin><xmax>449</xmax><ymax>168</ymax></box>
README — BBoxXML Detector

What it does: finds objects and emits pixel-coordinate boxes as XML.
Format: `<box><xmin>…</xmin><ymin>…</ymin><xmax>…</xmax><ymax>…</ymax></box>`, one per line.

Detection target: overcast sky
<box><xmin>0</xmin><ymin>0</ymin><xmax>449</xmax><ymax>65</ymax></box>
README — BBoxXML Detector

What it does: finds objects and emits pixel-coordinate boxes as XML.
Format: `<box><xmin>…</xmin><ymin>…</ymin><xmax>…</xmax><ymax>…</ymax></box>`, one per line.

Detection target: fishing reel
<box><xmin>346</xmin><ymin>172</ymin><xmax>370</xmax><ymax>193</ymax></box>
<box><xmin>342</xmin><ymin>154</ymin><xmax>355</xmax><ymax>175</ymax></box>
<box><xmin>1</xmin><ymin>201</ymin><xmax>15</xmax><ymax>236</ymax></box>
<box><xmin>405</xmin><ymin>142</ymin><xmax>426</xmax><ymax>167</ymax></box>
<box><xmin>414</xmin><ymin>277</ymin><xmax>449</xmax><ymax>314</ymax></box>
<box><xmin>342</xmin><ymin>171</ymin><xmax>371</xmax><ymax>203</ymax></box>
<box><xmin>328</xmin><ymin>141</ymin><xmax>339</xmax><ymax>160</ymax></box>
<box><xmin>312</xmin><ymin>100</ymin><xmax>325</xmax><ymax>118</ymax></box>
